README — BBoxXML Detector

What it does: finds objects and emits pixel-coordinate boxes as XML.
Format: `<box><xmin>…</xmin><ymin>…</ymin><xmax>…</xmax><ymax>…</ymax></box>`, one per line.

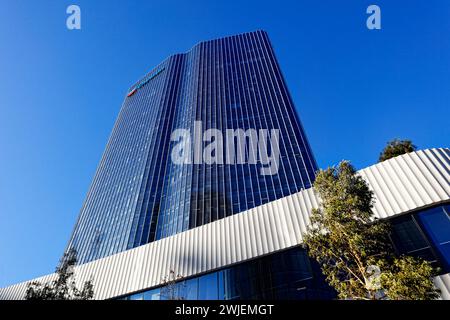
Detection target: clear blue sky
<box><xmin>0</xmin><ymin>0</ymin><xmax>449</xmax><ymax>287</ymax></box>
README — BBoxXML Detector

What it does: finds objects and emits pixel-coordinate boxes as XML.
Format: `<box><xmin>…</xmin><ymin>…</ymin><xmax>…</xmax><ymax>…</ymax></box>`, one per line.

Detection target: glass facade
<box><xmin>119</xmin><ymin>247</ymin><xmax>336</xmax><ymax>300</ymax></box>
<box><xmin>390</xmin><ymin>204</ymin><xmax>450</xmax><ymax>272</ymax></box>
<box><xmin>66</xmin><ymin>30</ymin><xmax>318</xmax><ymax>264</ymax></box>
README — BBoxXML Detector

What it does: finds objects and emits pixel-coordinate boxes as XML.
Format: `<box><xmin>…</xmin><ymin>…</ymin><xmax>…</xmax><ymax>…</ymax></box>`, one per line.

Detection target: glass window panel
<box><xmin>218</xmin><ymin>271</ymin><xmax>225</xmax><ymax>300</ymax></box>
<box><xmin>419</xmin><ymin>207</ymin><xmax>450</xmax><ymax>244</ymax></box>
<box><xmin>129</xmin><ymin>293</ymin><xmax>144</xmax><ymax>300</ymax></box>
<box><xmin>182</xmin><ymin>278</ymin><xmax>198</xmax><ymax>300</ymax></box>
<box><xmin>143</xmin><ymin>288</ymin><xmax>160</xmax><ymax>300</ymax></box>
<box><xmin>391</xmin><ymin>216</ymin><xmax>430</xmax><ymax>253</ymax></box>
<box><xmin>198</xmin><ymin>273</ymin><xmax>219</xmax><ymax>300</ymax></box>
<box><xmin>418</xmin><ymin>206</ymin><xmax>450</xmax><ymax>267</ymax></box>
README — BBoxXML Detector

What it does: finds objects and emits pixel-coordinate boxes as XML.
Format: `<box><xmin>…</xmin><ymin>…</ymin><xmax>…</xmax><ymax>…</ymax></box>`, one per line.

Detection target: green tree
<box><xmin>25</xmin><ymin>249</ymin><xmax>94</xmax><ymax>300</ymax></box>
<box><xmin>379</xmin><ymin>139</ymin><xmax>416</xmax><ymax>162</ymax></box>
<box><xmin>381</xmin><ymin>256</ymin><xmax>439</xmax><ymax>300</ymax></box>
<box><xmin>303</xmin><ymin>161</ymin><xmax>439</xmax><ymax>300</ymax></box>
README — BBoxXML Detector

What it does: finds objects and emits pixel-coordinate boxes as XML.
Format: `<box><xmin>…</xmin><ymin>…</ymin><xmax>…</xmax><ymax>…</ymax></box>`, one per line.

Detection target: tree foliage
<box><xmin>381</xmin><ymin>256</ymin><xmax>439</xmax><ymax>300</ymax></box>
<box><xmin>379</xmin><ymin>139</ymin><xmax>416</xmax><ymax>162</ymax></box>
<box><xmin>25</xmin><ymin>249</ymin><xmax>94</xmax><ymax>300</ymax></box>
<box><xmin>303</xmin><ymin>161</ymin><xmax>439</xmax><ymax>300</ymax></box>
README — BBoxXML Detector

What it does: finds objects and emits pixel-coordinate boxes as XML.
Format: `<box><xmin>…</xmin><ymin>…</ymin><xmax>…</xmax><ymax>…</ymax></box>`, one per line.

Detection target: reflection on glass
<box><xmin>390</xmin><ymin>215</ymin><xmax>436</xmax><ymax>262</ymax></box>
<box><xmin>143</xmin><ymin>288</ymin><xmax>160</xmax><ymax>300</ymax></box>
<box><xmin>119</xmin><ymin>247</ymin><xmax>336</xmax><ymax>300</ymax></box>
<box><xmin>418</xmin><ymin>206</ymin><xmax>450</xmax><ymax>268</ymax></box>
<box><xmin>198</xmin><ymin>273</ymin><xmax>219</xmax><ymax>300</ymax></box>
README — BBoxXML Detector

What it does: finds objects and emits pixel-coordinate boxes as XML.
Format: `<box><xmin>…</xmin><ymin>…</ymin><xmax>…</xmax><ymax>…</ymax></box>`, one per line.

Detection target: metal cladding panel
<box><xmin>434</xmin><ymin>273</ymin><xmax>450</xmax><ymax>300</ymax></box>
<box><xmin>359</xmin><ymin>148</ymin><xmax>450</xmax><ymax>219</ymax></box>
<box><xmin>1</xmin><ymin>148</ymin><xmax>449</xmax><ymax>300</ymax></box>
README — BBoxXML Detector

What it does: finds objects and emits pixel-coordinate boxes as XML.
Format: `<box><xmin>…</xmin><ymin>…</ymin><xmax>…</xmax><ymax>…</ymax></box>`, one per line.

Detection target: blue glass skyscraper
<box><xmin>67</xmin><ymin>30</ymin><xmax>318</xmax><ymax>264</ymax></box>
